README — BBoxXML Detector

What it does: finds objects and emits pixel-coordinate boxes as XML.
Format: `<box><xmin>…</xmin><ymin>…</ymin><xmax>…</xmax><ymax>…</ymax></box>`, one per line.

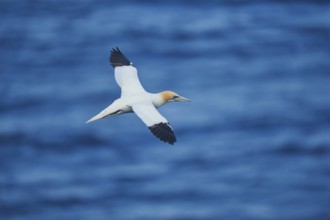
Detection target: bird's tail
<box><xmin>86</xmin><ymin>99</ymin><xmax>124</xmax><ymax>124</ymax></box>
<box><xmin>85</xmin><ymin>114</ymin><xmax>103</xmax><ymax>123</ymax></box>
<box><xmin>85</xmin><ymin>109</ymin><xmax>122</xmax><ymax>124</ymax></box>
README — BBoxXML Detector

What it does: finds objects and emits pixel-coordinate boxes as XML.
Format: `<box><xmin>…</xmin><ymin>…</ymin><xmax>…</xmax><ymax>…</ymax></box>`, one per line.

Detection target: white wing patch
<box><xmin>132</xmin><ymin>103</ymin><xmax>167</xmax><ymax>127</ymax></box>
<box><xmin>114</xmin><ymin>66</ymin><xmax>146</xmax><ymax>97</ymax></box>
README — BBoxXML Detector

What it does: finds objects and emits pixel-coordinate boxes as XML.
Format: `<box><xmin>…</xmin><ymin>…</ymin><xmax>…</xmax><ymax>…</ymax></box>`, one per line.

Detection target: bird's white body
<box><xmin>86</xmin><ymin>92</ymin><xmax>166</xmax><ymax>125</ymax></box>
<box><xmin>86</xmin><ymin>48</ymin><xmax>189</xmax><ymax>144</ymax></box>
<box><xmin>86</xmin><ymin>66</ymin><xmax>167</xmax><ymax>126</ymax></box>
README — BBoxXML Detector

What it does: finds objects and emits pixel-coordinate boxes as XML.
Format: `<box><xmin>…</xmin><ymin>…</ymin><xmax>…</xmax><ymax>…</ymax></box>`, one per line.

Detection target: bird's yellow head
<box><xmin>160</xmin><ymin>91</ymin><xmax>190</xmax><ymax>103</ymax></box>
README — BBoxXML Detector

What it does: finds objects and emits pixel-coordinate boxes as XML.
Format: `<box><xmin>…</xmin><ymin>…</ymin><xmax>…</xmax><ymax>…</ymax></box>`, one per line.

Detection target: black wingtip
<box><xmin>109</xmin><ymin>47</ymin><xmax>132</xmax><ymax>68</ymax></box>
<box><xmin>148</xmin><ymin>122</ymin><xmax>177</xmax><ymax>145</ymax></box>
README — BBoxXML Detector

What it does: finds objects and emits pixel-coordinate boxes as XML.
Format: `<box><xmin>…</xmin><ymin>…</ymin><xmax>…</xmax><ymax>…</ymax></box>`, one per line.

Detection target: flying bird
<box><xmin>86</xmin><ymin>47</ymin><xmax>190</xmax><ymax>145</ymax></box>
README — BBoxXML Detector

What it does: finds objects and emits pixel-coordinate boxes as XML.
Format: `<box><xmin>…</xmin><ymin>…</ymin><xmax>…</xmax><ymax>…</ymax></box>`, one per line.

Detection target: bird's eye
<box><xmin>172</xmin><ymin>95</ymin><xmax>179</xmax><ymax>99</ymax></box>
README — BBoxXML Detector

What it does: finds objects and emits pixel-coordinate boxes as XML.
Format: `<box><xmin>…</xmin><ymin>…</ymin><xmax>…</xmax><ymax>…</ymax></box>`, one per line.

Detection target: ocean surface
<box><xmin>1</xmin><ymin>0</ymin><xmax>330</xmax><ymax>219</ymax></box>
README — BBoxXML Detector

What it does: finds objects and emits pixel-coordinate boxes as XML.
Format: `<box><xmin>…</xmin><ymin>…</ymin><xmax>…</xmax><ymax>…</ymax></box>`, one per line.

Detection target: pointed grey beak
<box><xmin>174</xmin><ymin>95</ymin><xmax>191</xmax><ymax>102</ymax></box>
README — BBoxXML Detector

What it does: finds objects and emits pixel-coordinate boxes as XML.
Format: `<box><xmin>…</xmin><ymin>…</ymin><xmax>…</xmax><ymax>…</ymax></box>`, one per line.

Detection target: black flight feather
<box><xmin>148</xmin><ymin>122</ymin><xmax>177</xmax><ymax>145</ymax></box>
<box><xmin>109</xmin><ymin>47</ymin><xmax>131</xmax><ymax>68</ymax></box>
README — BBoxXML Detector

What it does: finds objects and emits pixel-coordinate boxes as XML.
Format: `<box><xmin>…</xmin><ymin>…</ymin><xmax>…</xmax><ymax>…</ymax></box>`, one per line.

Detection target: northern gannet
<box><xmin>86</xmin><ymin>47</ymin><xmax>190</xmax><ymax>145</ymax></box>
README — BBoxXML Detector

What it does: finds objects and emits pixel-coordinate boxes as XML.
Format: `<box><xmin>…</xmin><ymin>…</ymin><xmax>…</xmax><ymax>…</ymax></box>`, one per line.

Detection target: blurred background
<box><xmin>1</xmin><ymin>0</ymin><xmax>330</xmax><ymax>219</ymax></box>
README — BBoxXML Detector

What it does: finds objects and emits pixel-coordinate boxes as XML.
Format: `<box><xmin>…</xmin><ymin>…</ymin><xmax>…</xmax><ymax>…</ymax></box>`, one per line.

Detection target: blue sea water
<box><xmin>1</xmin><ymin>0</ymin><xmax>330</xmax><ymax>219</ymax></box>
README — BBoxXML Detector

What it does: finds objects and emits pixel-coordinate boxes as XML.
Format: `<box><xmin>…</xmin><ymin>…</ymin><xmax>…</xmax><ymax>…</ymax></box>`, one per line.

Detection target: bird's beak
<box><xmin>174</xmin><ymin>95</ymin><xmax>191</xmax><ymax>102</ymax></box>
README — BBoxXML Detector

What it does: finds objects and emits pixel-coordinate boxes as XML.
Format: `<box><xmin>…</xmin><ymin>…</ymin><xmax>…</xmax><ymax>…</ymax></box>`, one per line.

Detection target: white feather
<box><xmin>114</xmin><ymin>66</ymin><xmax>146</xmax><ymax>97</ymax></box>
<box><xmin>132</xmin><ymin>103</ymin><xmax>168</xmax><ymax>127</ymax></box>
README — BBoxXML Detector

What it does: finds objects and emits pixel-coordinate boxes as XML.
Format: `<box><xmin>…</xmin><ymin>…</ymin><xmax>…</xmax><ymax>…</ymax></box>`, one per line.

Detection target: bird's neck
<box><xmin>151</xmin><ymin>93</ymin><xmax>167</xmax><ymax>108</ymax></box>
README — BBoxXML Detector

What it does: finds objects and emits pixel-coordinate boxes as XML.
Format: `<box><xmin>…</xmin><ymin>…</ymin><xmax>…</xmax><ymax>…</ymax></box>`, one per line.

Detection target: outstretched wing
<box><xmin>132</xmin><ymin>103</ymin><xmax>177</xmax><ymax>145</ymax></box>
<box><xmin>109</xmin><ymin>47</ymin><xmax>146</xmax><ymax>97</ymax></box>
